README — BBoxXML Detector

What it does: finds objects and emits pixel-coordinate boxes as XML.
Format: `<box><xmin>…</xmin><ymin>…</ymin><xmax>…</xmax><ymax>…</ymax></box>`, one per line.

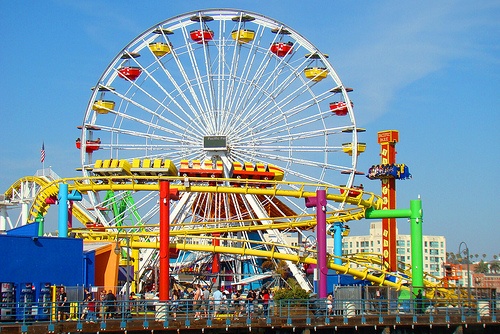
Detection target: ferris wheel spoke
<box><xmin>167</xmin><ymin>30</ymin><xmax>216</xmax><ymax>132</ymax></box>
<box><xmin>245</xmin><ymin>81</ymin><xmax>331</xmax><ymax>134</ymax></box>
<box><xmin>223</xmin><ymin>24</ymin><xmax>265</xmax><ymax>115</ymax></box>
<box><xmin>233</xmin><ymin>54</ymin><xmax>311</xmax><ymax>119</ymax></box>
<box><xmin>127</xmin><ymin>56</ymin><xmax>207</xmax><ymax>129</ymax></box>
<box><xmin>93</xmin><ymin>107</ymin><xmax>202</xmax><ymax>143</ymax></box>
<box><xmin>89</xmin><ymin>124</ymin><xmax>199</xmax><ymax>147</ymax></box>
<box><xmin>104</xmin><ymin>85</ymin><xmax>206</xmax><ymax>139</ymax></box>
<box><xmin>179</xmin><ymin>25</ymin><xmax>216</xmax><ymax>127</ymax></box>
<box><xmin>230</xmin><ymin>70</ymin><xmax>321</xmax><ymax>137</ymax></box>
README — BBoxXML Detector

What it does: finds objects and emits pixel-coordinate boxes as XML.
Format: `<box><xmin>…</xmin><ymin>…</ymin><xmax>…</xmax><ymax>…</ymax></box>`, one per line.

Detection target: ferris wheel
<box><xmin>77</xmin><ymin>9</ymin><xmax>362</xmax><ymax>288</ymax></box>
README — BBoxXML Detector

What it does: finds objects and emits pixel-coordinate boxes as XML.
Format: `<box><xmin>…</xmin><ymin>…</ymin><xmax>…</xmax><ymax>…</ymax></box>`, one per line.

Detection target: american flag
<box><xmin>40</xmin><ymin>142</ymin><xmax>45</xmax><ymax>163</ymax></box>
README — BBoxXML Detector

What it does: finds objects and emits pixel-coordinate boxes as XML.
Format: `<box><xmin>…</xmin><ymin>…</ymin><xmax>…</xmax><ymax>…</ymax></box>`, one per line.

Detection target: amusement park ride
<box><xmin>0</xmin><ymin>9</ymin><xmax>466</xmax><ymax>305</ymax></box>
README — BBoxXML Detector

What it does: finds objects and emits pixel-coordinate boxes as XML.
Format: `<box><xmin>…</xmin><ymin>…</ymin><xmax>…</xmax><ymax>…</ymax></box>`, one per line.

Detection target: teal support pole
<box><xmin>409</xmin><ymin>199</ymin><xmax>424</xmax><ymax>289</ymax></box>
<box><xmin>365</xmin><ymin>198</ymin><xmax>423</xmax><ymax>290</ymax></box>
<box><xmin>57</xmin><ymin>185</ymin><xmax>83</xmax><ymax>238</ymax></box>
<box><xmin>332</xmin><ymin>223</ymin><xmax>343</xmax><ymax>266</ymax></box>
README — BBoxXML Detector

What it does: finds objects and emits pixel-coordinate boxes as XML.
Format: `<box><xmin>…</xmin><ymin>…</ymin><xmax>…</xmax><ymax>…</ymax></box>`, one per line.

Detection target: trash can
<box><xmin>344</xmin><ymin>302</ymin><xmax>356</xmax><ymax>318</ymax></box>
<box><xmin>478</xmin><ymin>301</ymin><xmax>489</xmax><ymax>317</ymax></box>
<box><xmin>155</xmin><ymin>302</ymin><xmax>167</xmax><ymax>321</ymax></box>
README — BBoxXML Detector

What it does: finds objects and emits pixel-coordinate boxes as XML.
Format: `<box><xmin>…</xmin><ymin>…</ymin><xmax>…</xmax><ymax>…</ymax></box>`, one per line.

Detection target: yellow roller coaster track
<box><xmin>4</xmin><ymin>175</ymin><xmax>467</xmax><ymax>301</ymax></box>
<box><xmin>9</xmin><ymin>175</ymin><xmax>381</xmax><ymax>225</ymax></box>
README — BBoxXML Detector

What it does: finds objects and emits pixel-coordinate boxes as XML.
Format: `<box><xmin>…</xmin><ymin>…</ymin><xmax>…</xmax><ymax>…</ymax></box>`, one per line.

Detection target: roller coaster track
<box><xmin>13</xmin><ymin>175</ymin><xmax>381</xmax><ymax>225</ymax></box>
<box><xmin>3</xmin><ymin>174</ymin><xmax>468</xmax><ymax>303</ymax></box>
<box><xmin>3</xmin><ymin>175</ymin><xmax>96</xmax><ymax>228</ymax></box>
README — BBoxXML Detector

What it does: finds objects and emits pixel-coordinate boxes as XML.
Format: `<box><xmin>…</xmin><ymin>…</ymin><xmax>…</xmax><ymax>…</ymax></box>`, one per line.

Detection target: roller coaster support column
<box><xmin>159</xmin><ymin>181</ymin><xmax>170</xmax><ymax>301</ymax></box>
<box><xmin>365</xmin><ymin>198</ymin><xmax>424</xmax><ymax>289</ymax></box>
<box><xmin>159</xmin><ymin>181</ymin><xmax>180</xmax><ymax>302</ymax></box>
<box><xmin>57</xmin><ymin>184</ymin><xmax>82</xmax><ymax>237</ymax></box>
<box><xmin>331</xmin><ymin>223</ymin><xmax>344</xmax><ymax>266</ymax></box>
<box><xmin>306</xmin><ymin>189</ymin><xmax>327</xmax><ymax>298</ymax></box>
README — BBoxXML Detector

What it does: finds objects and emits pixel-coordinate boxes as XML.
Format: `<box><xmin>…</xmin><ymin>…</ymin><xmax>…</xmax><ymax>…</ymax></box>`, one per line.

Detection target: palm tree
<box><xmin>489</xmin><ymin>261</ymin><xmax>500</xmax><ymax>274</ymax></box>
<box><xmin>475</xmin><ymin>260</ymin><xmax>489</xmax><ymax>274</ymax></box>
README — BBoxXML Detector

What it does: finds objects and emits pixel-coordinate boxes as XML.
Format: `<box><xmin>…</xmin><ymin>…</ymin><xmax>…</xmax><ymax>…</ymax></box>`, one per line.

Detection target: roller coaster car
<box><xmin>45</xmin><ymin>196</ymin><xmax>57</xmax><ymax>205</ymax></box>
<box><xmin>130</xmin><ymin>158</ymin><xmax>178</xmax><ymax>177</ymax></box>
<box><xmin>329</xmin><ymin>101</ymin><xmax>353</xmax><ymax>116</ymax></box>
<box><xmin>75</xmin><ymin>138</ymin><xmax>101</xmax><ymax>153</ymax></box>
<box><xmin>92</xmin><ymin>159</ymin><xmax>132</xmax><ymax>177</ymax></box>
<box><xmin>339</xmin><ymin>185</ymin><xmax>363</xmax><ymax>197</ymax></box>
<box><xmin>85</xmin><ymin>221</ymin><xmax>105</xmax><ymax>232</ymax></box>
<box><xmin>178</xmin><ymin>159</ymin><xmax>223</xmax><ymax>178</ymax></box>
<box><xmin>230</xmin><ymin>161</ymin><xmax>284</xmax><ymax>186</ymax></box>
<box><xmin>366</xmin><ymin>164</ymin><xmax>411</xmax><ymax>180</ymax></box>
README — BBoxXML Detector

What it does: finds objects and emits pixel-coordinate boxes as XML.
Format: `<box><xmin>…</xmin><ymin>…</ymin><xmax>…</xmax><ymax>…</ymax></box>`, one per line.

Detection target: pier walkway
<box><xmin>0</xmin><ymin>297</ymin><xmax>498</xmax><ymax>333</ymax></box>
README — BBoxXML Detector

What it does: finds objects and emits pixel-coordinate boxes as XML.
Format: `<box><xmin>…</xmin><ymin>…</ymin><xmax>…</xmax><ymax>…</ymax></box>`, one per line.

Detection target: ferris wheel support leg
<box><xmin>159</xmin><ymin>181</ymin><xmax>171</xmax><ymax>302</ymax></box>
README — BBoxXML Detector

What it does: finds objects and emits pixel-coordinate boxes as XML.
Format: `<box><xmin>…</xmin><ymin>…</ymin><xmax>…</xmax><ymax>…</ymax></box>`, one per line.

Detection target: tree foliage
<box><xmin>273</xmin><ymin>278</ymin><xmax>310</xmax><ymax>301</ymax></box>
<box><xmin>474</xmin><ymin>260</ymin><xmax>489</xmax><ymax>274</ymax></box>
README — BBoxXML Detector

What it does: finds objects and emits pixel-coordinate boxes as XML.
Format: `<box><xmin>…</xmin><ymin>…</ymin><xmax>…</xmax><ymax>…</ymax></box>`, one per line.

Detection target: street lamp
<box><xmin>458</xmin><ymin>241</ymin><xmax>471</xmax><ymax>308</ymax></box>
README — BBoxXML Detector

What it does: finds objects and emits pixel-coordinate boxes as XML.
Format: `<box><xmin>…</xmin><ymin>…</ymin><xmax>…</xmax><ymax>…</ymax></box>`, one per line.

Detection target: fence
<box><xmin>1</xmin><ymin>293</ymin><xmax>498</xmax><ymax>326</ymax></box>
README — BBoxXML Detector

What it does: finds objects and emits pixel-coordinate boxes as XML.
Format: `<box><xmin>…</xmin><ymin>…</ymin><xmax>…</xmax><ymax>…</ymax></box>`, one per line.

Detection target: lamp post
<box><xmin>458</xmin><ymin>241</ymin><xmax>471</xmax><ymax>308</ymax></box>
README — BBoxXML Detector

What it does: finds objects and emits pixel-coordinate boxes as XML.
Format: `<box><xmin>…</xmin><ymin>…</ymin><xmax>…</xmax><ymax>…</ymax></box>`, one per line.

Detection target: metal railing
<box><xmin>1</xmin><ymin>295</ymin><xmax>497</xmax><ymax>326</ymax></box>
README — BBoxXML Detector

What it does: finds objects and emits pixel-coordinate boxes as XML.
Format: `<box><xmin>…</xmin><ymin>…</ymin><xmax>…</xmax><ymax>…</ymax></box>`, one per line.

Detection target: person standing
<box><xmin>81</xmin><ymin>288</ymin><xmax>91</xmax><ymax>320</ymax></box>
<box><xmin>193</xmin><ymin>284</ymin><xmax>202</xmax><ymax>320</ymax></box>
<box><xmin>246</xmin><ymin>289</ymin><xmax>256</xmax><ymax>316</ymax></box>
<box><xmin>105</xmin><ymin>290</ymin><xmax>117</xmax><ymax>319</ymax></box>
<box><xmin>202</xmin><ymin>286</ymin><xmax>210</xmax><ymax>318</ymax></box>
<box><xmin>57</xmin><ymin>286</ymin><xmax>69</xmax><ymax>321</ymax></box>
<box><xmin>414</xmin><ymin>289</ymin><xmax>424</xmax><ymax>314</ymax></box>
<box><xmin>211</xmin><ymin>286</ymin><xmax>223</xmax><ymax>318</ymax></box>
<box><xmin>86</xmin><ymin>296</ymin><xmax>97</xmax><ymax>323</ymax></box>
<box><xmin>261</xmin><ymin>289</ymin><xmax>270</xmax><ymax>315</ymax></box>
<box><xmin>170</xmin><ymin>289</ymin><xmax>180</xmax><ymax>320</ymax></box>
<box><xmin>326</xmin><ymin>294</ymin><xmax>334</xmax><ymax>316</ymax></box>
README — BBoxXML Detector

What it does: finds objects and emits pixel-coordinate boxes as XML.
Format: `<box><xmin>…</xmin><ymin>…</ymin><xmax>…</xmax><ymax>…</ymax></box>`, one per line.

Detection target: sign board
<box><xmin>203</xmin><ymin>136</ymin><xmax>227</xmax><ymax>151</ymax></box>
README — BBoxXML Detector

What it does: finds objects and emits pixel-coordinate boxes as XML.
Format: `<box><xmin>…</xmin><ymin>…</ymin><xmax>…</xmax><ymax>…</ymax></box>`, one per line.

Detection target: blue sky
<box><xmin>0</xmin><ymin>1</ymin><xmax>498</xmax><ymax>258</ymax></box>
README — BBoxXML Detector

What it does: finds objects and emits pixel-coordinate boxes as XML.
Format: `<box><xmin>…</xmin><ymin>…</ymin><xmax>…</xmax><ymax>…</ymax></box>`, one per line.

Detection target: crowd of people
<box><xmin>56</xmin><ymin>284</ymin><xmax>276</xmax><ymax>322</ymax></box>
<box><xmin>168</xmin><ymin>284</ymin><xmax>273</xmax><ymax>320</ymax></box>
<box><xmin>56</xmin><ymin>284</ymin><xmax>428</xmax><ymax>322</ymax></box>
<box><xmin>57</xmin><ymin>286</ymin><xmax>122</xmax><ymax>322</ymax></box>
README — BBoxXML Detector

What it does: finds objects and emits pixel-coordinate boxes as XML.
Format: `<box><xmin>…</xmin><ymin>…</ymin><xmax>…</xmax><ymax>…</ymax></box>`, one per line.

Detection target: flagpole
<box><xmin>41</xmin><ymin>142</ymin><xmax>46</xmax><ymax>171</ymax></box>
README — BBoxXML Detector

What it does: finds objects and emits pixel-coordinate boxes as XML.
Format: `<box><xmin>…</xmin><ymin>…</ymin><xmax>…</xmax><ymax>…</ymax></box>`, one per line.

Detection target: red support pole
<box><xmin>212</xmin><ymin>233</ymin><xmax>220</xmax><ymax>275</ymax></box>
<box><xmin>159</xmin><ymin>181</ymin><xmax>170</xmax><ymax>301</ymax></box>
